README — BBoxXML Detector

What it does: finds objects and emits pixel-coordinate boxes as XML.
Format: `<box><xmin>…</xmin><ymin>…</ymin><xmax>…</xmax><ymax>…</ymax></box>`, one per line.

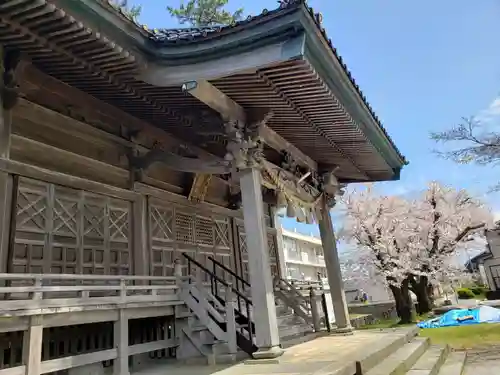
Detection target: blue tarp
<box><xmin>417</xmin><ymin>305</ymin><xmax>500</xmax><ymax>329</ymax></box>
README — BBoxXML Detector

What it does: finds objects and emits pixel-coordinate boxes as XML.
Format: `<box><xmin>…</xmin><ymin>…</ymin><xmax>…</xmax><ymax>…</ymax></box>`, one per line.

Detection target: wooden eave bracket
<box><xmin>182</xmin><ymin>79</ymin><xmax>318</xmax><ymax>173</ymax></box>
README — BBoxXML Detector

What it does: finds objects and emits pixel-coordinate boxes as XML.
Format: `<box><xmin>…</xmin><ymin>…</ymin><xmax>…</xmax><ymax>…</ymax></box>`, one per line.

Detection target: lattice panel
<box><xmin>148</xmin><ymin>199</ymin><xmax>234</xmax><ymax>278</ymax></box>
<box><xmin>150</xmin><ymin>205</ymin><xmax>174</xmax><ymax>242</ymax></box>
<box><xmin>175</xmin><ymin>211</ymin><xmax>194</xmax><ymax>244</ymax></box>
<box><xmin>12</xmin><ymin>177</ymin><xmax>132</xmax><ymax>275</ymax></box>
<box><xmin>214</xmin><ymin>220</ymin><xmax>230</xmax><ymax>249</ymax></box>
<box><xmin>196</xmin><ymin>215</ymin><xmax>214</xmax><ymax>246</ymax></box>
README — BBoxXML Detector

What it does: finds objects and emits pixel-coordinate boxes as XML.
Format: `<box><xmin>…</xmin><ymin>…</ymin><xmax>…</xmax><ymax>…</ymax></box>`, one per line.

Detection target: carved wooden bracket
<box><xmin>319</xmin><ymin>168</ymin><xmax>346</xmax><ymax>208</ymax></box>
<box><xmin>224</xmin><ymin>119</ymin><xmax>265</xmax><ymax>171</ymax></box>
<box><xmin>188</xmin><ymin>173</ymin><xmax>212</xmax><ymax>203</ymax></box>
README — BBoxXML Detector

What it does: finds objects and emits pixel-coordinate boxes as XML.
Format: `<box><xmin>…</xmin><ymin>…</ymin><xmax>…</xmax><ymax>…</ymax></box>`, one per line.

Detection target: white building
<box><xmin>276</xmin><ymin>225</ymin><xmax>392</xmax><ymax>302</ymax></box>
<box><xmin>276</xmin><ymin>226</ymin><xmax>328</xmax><ymax>281</ymax></box>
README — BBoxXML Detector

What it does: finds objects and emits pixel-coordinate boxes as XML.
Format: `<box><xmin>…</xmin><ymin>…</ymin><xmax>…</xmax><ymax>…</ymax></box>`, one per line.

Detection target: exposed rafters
<box><xmin>183</xmin><ymin>79</ymin><xmax>318</xmax><ymax>173</ymax></box>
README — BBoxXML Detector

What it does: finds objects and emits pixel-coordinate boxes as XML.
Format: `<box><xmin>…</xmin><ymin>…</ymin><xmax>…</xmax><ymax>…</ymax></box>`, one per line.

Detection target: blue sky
<box><xmin>129</xmin><ymin>0</ymin><xmax>500</xmax><ymax>236</ymax></box>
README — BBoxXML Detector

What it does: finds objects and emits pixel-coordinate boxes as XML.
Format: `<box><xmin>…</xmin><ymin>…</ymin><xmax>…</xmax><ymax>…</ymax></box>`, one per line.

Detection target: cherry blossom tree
<box><xmin>340</xmin><ymin>182</ymin><xmax>492</xmax><ymax>322</ymax></box>
<box><xmin>340</xmin><ymin>187</ymin><xmax>419</xmax><ymax>323</ymax></box>
<box><xmin>406</xmin><ymin>183</ymin><xmax>492</xmax><ymax>313</ymax></box>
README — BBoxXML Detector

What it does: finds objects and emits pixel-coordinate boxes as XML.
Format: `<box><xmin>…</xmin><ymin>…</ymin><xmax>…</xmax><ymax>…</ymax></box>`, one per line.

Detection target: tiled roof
<box><xmin>1</xmin><ymin>0</ymin><xmax>405</xmax><ymax>178</ymax></box>
<box><xmin>108</xmin><ymin>0</ymin><xmax>407</xmax><ymax>165</ymax></box>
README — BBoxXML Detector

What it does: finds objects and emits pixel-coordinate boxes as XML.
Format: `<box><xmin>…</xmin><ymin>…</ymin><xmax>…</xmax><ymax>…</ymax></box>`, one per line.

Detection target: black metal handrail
<box><xmin>182</xmin><ymin>253</ymin><xmax>256</xmax><ymax>354</ymax></box>
<box><xmin>182</xmin><ymin>253</ymin><xmax>251</xmax><ymax>305</ymax></box>
<box><xmin>208</xmin><ymin>256</ymin><xmax>250</xmax><ymax>295</ymax></box>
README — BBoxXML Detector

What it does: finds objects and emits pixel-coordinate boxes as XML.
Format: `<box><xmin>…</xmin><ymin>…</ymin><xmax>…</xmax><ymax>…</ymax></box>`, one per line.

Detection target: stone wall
<box><xmin>348</xmin><ymin>301</ymin><xmax>398</xmax><ymax>320</ymax></box>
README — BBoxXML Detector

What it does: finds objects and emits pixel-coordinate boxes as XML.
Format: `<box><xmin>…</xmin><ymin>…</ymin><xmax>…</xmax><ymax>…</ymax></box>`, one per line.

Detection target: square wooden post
<box><xmin>317</xmin><ymin>196</ymin><xmax>353</xmax><ymax>333</ymax></box>
<box><xmin>132</xmin><ymin>189</ymin><xmax>149</xmax><ymax>276</ymax></box>
<box><xmin>239</xmin><ymin>167</ymin><xmax>283</xmax><ymax>359</ymax></box>
<box><xmin>0</xmin><ymin>46</ymin><xmax>14</xmax><ymax>275</ymax></box>
<box><xmin>114</xmin><ymin>309</ymin><xmax>129</xmax><ymax>375</ymax></box>
<box><xmin>114</xmin><ymin>281</ymin><xmax>129</xmax><ymax>375</ymax></box>
<box><xmin>23</xmin><ymin>315</ymin><xmax>44</xmax><ymax>375</ymax></box>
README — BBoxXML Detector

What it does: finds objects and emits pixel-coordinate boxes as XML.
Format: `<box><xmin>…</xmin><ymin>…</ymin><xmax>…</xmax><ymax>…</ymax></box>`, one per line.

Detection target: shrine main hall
<box><xmin>0</xmin><ymin>0</ymin><xmax>406</xmax><ymax>374</ymax></box>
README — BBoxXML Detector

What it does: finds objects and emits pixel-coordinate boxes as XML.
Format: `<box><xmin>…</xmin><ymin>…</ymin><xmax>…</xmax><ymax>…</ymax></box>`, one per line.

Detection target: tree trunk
<box><xmin>389</xmin><ymin>279</ymin><xmax>413</xmax><ymax>324</ymax></box>
<box><xmin>413</xmin><ymin>276</ymin><xmax>433</xmax><ymax>315</ymax></box>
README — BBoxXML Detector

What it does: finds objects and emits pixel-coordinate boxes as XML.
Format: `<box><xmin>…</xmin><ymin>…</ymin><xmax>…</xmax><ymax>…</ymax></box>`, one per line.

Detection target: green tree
<box><xmin>167</xmin><ymin>0</ymin><xmax>244</xmax><ymax>27</ymax></box>
<box><xmin>110</xmin><ymin>0</ymin><xmax>142</xmax><ymax>20</ymax></box>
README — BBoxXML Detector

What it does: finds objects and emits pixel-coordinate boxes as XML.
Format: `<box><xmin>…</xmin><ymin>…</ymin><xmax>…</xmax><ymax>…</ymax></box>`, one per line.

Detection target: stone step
<box><xmin>281</xmin><ymin>331</ymin><xmax>323</xmax><ymax>349</ymax></box>
<box><xmin>365</xmin><ymin>337</ymin><xmax>430</xmax><ymax>375</ymax></box>
<box><xmin>406</xmin><ymin>345</ymin><xmax>450</xmax><ymax>375</ymax></box>
<box><xmin>277</xmin><ymin>313</ymin><xmax>305</xmax><ymax>326</ymax></box>
<box><xmin>279</xmin><ymin>323</ymin><xmax>313</xmax><ymax>340</ymax></box>
<box><xmin>214</xmin><ymin>350</ymin><xmax>250</xmax><ymax>364</ymax></box>
<box><xmin>356</xmin><ymin>327</ymin><xmax>420</xmax><ymax>374</ymax></box>
<box><xmin>437</xmin><ymin>352</ymin><xmax>466</xmax><ymax>375</ymax></box>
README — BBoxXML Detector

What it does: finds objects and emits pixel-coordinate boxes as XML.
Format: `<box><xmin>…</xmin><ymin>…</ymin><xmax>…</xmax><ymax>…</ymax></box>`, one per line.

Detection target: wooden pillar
<box><xmin>23</xmin><ymin>315</ymin><xmax>44</xmax><ymax>375</ymax></box>
<box><xmin>0</xmin><ymin>46</ymin><xmax>14</xmax><ymax>274</ymax></box>
<box><xmin>239</xmin><ymin>167</ymin><xmax>283</xmax><ymax>359</ymax></box>
<box><xmin>272</xmin><ymin>209</ymin><xmax>287</xmax><ymax>279</ymax></box>
<box><xmin>132</xmin><ymin>187</ymin><xmax>149</xmax><ymax>276</ymax></box>
<box><xmin>114</xmin><ymin>310</ymin><xmax>129</xmax><ymax>375</ymax></box>
<box><xmin>317</xmin><ymin>196</ymin><xmax>353</xmax><ymax>333</ymax></box>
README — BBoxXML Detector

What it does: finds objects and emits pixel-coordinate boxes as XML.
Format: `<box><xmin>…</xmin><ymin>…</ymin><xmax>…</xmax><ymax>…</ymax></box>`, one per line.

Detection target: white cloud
<box><xmin>477</xmin><ymin>97</ymin><xmax>500</xmax><ymax>124</ymax></box>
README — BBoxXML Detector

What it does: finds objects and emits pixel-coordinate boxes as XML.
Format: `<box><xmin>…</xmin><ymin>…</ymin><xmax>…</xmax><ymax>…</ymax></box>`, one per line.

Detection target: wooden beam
<box><xmin>129</xmin><ymin>148</ymin><xmax>230</xmax><ymax>174</ymax></box>
<box><xmin>20</xmin><ymin>64</ymin><xmax>220</xmax><ymax>162</ymax></box>
<box><xmin>128</xmin><ymin>339</ymin><xmax>179</xmax><ymax>356</ymax></box>
<box><xmin>0</xmin><ymin>157</ymin><xmax>138</xmax><ymax>202</ymax></box>
<box><xmin>135</xmin><ymin>182</ymin><xmax>242</xmax><ymax>218</ymax></box>
<box><xmin>257</xmin><ymin>124</ymin><xmax>317</xmax><ymax>172</ymax></box>
<box><xmin>182</xmin><ymin>79</ymin><xmax>317</xmax><ymax>172</ymax></box>
<box><xmin>15</xmin><ymin>98</ymin><xmax>225</xmax><ymax>195</ymax></box>
<box><xmin>40</xmin><ymin>349</ymin><xmax>117</xmax><ymax>374</ymax></box>
<box><xmin>183</xmin><ymin>80</ymin><xmax>246</xmax><ymax>122</ymax></box>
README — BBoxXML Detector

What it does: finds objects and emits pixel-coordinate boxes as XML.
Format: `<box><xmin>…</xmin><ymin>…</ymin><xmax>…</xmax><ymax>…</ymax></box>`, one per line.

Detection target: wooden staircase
<box><xmin>179</xmin><ymin>254</ymin><xmax>258</xmax><ymax>363</ymax></box>
<box><xmin>178</xmin><ymin>254</ymin><xmax>319</xmax><ymax>364</ymax></box>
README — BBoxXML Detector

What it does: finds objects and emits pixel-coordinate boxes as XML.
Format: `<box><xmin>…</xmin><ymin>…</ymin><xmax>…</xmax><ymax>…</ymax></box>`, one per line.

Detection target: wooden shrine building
<box><xmin>0</xmin><ymin>0</ymin><xmax>407</xmax><ymax>373</ymax></box>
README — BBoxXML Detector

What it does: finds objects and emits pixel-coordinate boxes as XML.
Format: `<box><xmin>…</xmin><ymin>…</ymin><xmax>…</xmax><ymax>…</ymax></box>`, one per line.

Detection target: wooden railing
<box><xmin>0</xmin><ymin>273</ymin><xmax>184</xmax><ymax>316</ymax></box>
<box><xmin>274</xmin><ymin>277</ymin><xmax>332</xmax><ymax>332</ymax></box>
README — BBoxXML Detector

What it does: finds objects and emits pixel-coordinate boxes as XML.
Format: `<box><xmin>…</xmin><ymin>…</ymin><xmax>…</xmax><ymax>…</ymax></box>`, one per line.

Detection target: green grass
<box><xmin>357</xmin><ymin>314</ymin><xmax>430</xmax><ymax>330</ymax></box>
<box><xmin>420</xmin><ymin>323</ymin><xmax>500</xmax><ymax>349</ymax></box>
<box><xmin>359</xmin><ymin>317</ymin><xmax>500</xmax><ymax>349</ymax></box>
